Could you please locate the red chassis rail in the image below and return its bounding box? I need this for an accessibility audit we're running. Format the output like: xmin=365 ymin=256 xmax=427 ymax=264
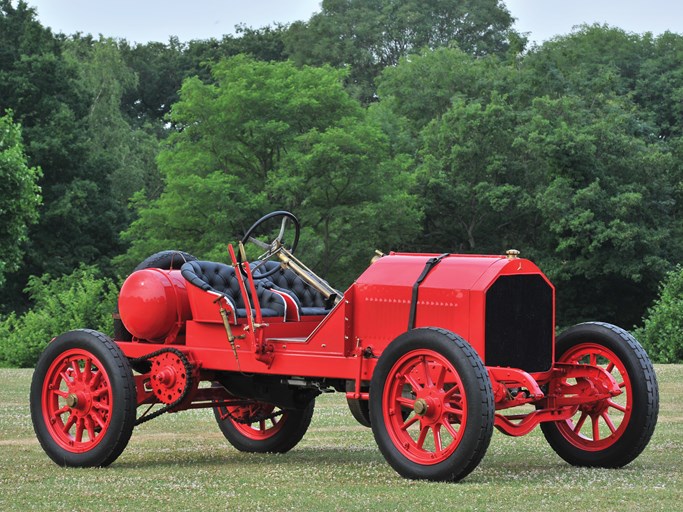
xmin=119 ymin=326 xmax=622 ymax=438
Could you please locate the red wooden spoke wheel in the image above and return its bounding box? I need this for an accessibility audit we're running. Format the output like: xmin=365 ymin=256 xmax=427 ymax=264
xmin=40 ymin=348 xmax=113 ymax=452
xmin=382 ymin=349 xmax=468 ymax=464
xmin=213 ymin=399 xmax=314 ymax=453
xmin=30 ymin=330 xmax=136 ymax=467
xmin=370 ymin=328 xmax=494 ymax=482
xmin=556 ymin=344 xmax=632 ymax=450
xmin=541 ymin=322 xmax=659 ymax=467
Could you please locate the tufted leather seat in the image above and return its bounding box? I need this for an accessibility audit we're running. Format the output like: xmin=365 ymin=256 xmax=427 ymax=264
xmin=180 ymin=261 xmax=286 ymax=319
xmin=252 ymin=261 xmax=331 ymax=316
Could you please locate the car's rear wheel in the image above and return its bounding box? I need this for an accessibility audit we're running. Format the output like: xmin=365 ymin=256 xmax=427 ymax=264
xmin=213 ymin=399 xmax=314 ymax=453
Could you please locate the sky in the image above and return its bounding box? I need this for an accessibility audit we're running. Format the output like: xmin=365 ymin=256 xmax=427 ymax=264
xmin=21 ymin=0 xmax=683 ymax=45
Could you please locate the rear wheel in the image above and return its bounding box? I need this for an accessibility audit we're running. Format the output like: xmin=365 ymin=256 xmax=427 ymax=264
xmin=541 ymin=322 xmax=659 ymax=467
xmin=30 ymin=330 xmax=136 ymax=467
xmin=370 ymin=327 xmax=494 ymax=482
xmin=213 ymin=399 xmax=314 ymax=453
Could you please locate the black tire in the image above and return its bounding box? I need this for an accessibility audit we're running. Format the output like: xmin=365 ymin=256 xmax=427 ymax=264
xmin=369 ymin=327 xmax=494 ymax=482
xmin=133 ymin=250 xmax=197 ymax=272
xmin=30 ymin=329 xmax=137 ymax=467
xmin=213 ymin=400 xmax=314 ymax=453
xmin=541 ymin=322 xmax=659 ymax=467
xmin=346 ymin=381 xmax=371 ymax=428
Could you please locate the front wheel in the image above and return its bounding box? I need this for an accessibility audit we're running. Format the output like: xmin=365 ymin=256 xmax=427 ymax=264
xmin=369 ymin=327 xmax=494 ymax=482
xmin=213 ymin=399 xmax=314 ymax=453
xmin=541 ymin=322 xmax=659 ymax=467
xmin=30 ymin=330 xmax=137 ymax=467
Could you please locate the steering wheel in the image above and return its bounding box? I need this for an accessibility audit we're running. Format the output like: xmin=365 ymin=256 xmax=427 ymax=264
xmin=238 ymin=211 xmax=301 ymax=278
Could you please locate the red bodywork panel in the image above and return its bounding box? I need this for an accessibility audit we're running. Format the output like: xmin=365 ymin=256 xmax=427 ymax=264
xmin=351 ymin=252 xmax=554 ymax=364
xmin=117 ymin=252 xmax=554 ymax=383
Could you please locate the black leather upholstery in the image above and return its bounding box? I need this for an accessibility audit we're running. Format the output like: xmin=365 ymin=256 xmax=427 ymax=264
xmin=181 ymin=261 xmax=285 ymax=318
xmin=252 ymin=261 xmax=331 ymax=316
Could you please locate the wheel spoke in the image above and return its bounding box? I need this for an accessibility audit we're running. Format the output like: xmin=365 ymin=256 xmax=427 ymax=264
xmin=85 ymin=416 xmax=96 ymax=442
xmin=416 ymin=425 xmax=429 ymax=449
xmin=589 ymin=353 xmax=597 ymax=366
xmin=91 ymin=409 xmax=107 ymax=430
xmin=443 ymin=404 xmax=463 ymax=418
xmin=605 ymin=361 xmax=615 ymax=373
xmin=89 ymin=370 xmax=102 ymax=388
xmin=443 ymin=419 xmax=460 ymax=439
xmin=92 ymin=387 xmax=109 ymax=399
xmin=432 ymin=425 xmax=442 ymax=453
xmin=444 ymin=385 xmax=462 ymax=402
xmin=607 ymin=399 xmax=627 ymax=413
xmin=601 ymin=411 xmax=617 ymax=434
xmin=396 ymin=396 xmax=415 ymax=408
xmin=421 ymin=356 xmax=433 ymax=387
xmin=92 ymin=400 xmax=111 ymax=414
xmin=83 ymin=358 xmax=93 ymax=385
xmin=75 ymin=418 xmax=85 ymax=443
xmin=71 ymin=361 xmax=82 ymax=380
xmin=52 ymin=388 xmax=69 ymax=399
xmin=435 ymin=365 xmax=447 ymax=388
xmin=53 ymin=405 xmax=70 ymax=417
xmin=573 ymin=411 xmax=589 ymax=433
xmin=403 ymin=372 xmax=423 ymax=392
xmin=63 ymin=413 xmax=77 ymax=433
xmin=400 ymin=415 xmax=420 ymax=431
xmin=591 ymin=415 xmax=600 ymax=440
xmin=259 ymin=420 xmax=266 ymax=432
xmin=59 ymin=371 xmax=73 ymax=385
xmin=248 ymin=236 xmax=270 ymax=250
xmin=276 ymin=217 xmax=288 ymax=243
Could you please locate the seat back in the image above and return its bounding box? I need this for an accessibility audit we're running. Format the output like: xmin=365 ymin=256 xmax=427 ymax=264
xmin=252 ymin=261 xmax=330 ymax=316
xmin=181 ymin=261 xmax=285 ymax=319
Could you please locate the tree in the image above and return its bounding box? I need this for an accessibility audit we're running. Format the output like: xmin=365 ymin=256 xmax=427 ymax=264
xmin=271 ymin=118 xmax=421 ymax=283
xmin=119 ymin=56 xmax=421 ymax=286
xmin=0 ymin=112 xmax=41 ymax=287
xmin=285 ymin=0 xmax=520 ymax=103
xmin=415 ymin=94 xmax=536 ymax=254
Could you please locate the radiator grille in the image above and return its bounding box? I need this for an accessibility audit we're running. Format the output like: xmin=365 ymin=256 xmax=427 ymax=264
xmin=484 ymin=274 xmax=553 ymax=372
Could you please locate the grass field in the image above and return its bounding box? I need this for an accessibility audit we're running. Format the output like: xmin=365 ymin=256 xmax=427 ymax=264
xmin=1 ymin=365 xmax=681 ymax=511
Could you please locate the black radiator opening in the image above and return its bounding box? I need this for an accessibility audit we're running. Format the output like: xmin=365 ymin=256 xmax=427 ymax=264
xmin=485 ymin=274 xmax=553 ymax=373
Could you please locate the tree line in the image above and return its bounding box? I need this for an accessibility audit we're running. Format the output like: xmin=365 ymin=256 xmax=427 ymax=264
xmin=1 ymin=0 xmax=682 ymax=366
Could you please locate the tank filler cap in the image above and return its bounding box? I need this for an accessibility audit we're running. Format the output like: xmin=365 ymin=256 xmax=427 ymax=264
xmin=506 ymin=249 xmax=520 ymax=259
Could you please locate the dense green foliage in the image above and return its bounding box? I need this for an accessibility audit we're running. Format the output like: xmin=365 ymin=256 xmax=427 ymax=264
xmin=0 ymin=266 xmax=118 ymax=367
xmin=2 ymin=0 xmax=683 ymax=365
xmin=0 ymin=112 xmax=41 ymax=286
xmin=635 ymin=267 xmax=683 ymax=363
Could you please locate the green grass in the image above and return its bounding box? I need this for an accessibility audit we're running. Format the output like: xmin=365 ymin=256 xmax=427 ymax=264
xmin=1 ymin=365 xmax=681 ymax=511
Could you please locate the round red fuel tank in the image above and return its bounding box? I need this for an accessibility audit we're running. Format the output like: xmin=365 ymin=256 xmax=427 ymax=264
xmin=118 ymin=269 xmax=191 ymax=341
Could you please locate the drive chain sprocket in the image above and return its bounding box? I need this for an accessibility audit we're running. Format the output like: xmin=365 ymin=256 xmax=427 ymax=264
xmin=131 ymin=347 xmax=194 ymax=426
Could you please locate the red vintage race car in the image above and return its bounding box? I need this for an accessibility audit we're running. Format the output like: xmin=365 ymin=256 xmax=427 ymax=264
xmin=30 ymin=211 xmax=659 ymax=481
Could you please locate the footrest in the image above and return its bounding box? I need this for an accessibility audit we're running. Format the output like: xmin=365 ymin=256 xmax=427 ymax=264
xmin=266 ymin=337 xmax=307 ymax=344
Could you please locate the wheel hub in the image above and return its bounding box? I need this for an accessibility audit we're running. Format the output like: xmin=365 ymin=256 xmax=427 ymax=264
xmin=414 ymin=398 xmax=428 ymax=416
xmin=65 ymin=393 xmax=79 ymax=408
